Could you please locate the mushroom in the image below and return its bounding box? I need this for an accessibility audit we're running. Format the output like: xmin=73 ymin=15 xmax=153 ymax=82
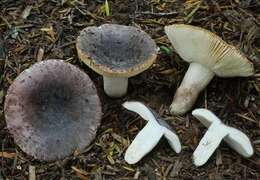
xmin=164 ymin=24 xmax=254 ymax=115
xmin=4 ymin=60 xmax=102 ymax=161
xmin=76 ymin=24 xmax=158 ymax=98
xmin=192 ymin=108 xmax=254 ymax=167
xmin=123 ymin=101 xmax=181 ymax=164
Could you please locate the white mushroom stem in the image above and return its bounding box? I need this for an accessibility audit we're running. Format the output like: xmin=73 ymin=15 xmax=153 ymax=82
xmin=193 ymin=122 xmax=228 ymax=166
xmin=125 ymin=121 xmax=164 ymax=164
xmin=170 ymin=62 xmax=215 ymax=115
xmin=103 ymin=76 xmax=128 ymax=98
xmin=123 ymin=101 xmax=181 ymax=164
xmin=192 ymin=109 xmax=254 ymax=167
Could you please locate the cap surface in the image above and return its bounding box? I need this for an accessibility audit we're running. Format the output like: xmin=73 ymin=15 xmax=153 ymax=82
xmin=76 ymin=24 xmax=157 ymax=77
xmin=4 ymin=60 xmax=102 ymax=161
xmin=165 ymin=24 xmax=254 ymax=77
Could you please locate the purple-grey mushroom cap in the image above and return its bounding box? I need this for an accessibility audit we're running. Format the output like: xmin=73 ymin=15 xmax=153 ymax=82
xmin=76 ymin=24 xmax=158 ymax=77
xmin=4 ymin=60 xmax=102 ymax=161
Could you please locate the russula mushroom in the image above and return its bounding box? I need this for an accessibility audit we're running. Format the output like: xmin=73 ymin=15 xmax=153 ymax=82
xmin=164 ymin=24 xmax=254 ymax=115
xmin=4 ymin=60 xmax=102 ymax=161
xmin=192 ymin=108 xmax=254 ymax=167
xmin=123 ymin=101 xmax=181 ymax=164
xmin=76 ymin=24 xmax=158 ymax=98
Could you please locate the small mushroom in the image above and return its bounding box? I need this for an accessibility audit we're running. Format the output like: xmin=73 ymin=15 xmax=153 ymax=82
xmin=4 ymin=60 xmax=102 ymax=161
xmin=76 ymin=24 xmax=158 ymax=98
xmin=164 ymin=24 xmax=254 ymax=115
xmin=192 ymin=108 xmax=254 ymax=167
xmin=123 ymin=101 xmax=181 ymax=164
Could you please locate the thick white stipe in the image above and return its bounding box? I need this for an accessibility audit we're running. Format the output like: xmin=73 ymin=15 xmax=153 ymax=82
xmin=103 ymin=76 xmax=128 ymax=98
xmin=125 ymin=122 xmax=164 ymax=164
xmin=193 ymin=123 xmax=229 ymax=166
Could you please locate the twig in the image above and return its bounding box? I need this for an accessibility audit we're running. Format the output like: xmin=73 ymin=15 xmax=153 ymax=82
xmin=0 ymin=16 xmax=11 ymax=29
xmin=11 ymin=150 xmax=18 ymax=177
xmin=185 ymin=2 xmax=202 ymax=23
xmin=204 ymin=88 xmax=208 ymax=109
xmin=59 ymin=41 xmax=76 ymax=48
xmin=235 ymin=113 xmax=256 ymax=123
xmin=253 ymin=73 xmax=260 ymax=77
xmin=135 ymin=11 xmax=178 ymax=17
xmin=36 ymin=48 xmax=44 ymax=62
xmin=1 ymin=141 xmax=5 ymax=178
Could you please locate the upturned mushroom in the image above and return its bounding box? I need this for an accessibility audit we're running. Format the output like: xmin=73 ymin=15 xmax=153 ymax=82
xmin=164 ymin=24 xmax=254 ymax=115
xmin=123 ymin=101 xmax=181 ymax=164
xmin=4 ymin=60 xmax=102 ymax=161
xmin=76 ymin=24 xmax=158 ymax=98
xmin=192 ymin=108 xmax=254 ymax=167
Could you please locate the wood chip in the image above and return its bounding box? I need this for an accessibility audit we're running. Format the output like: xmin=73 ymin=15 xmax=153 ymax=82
xmin=170 ymin=158 xmax=183 ymax=177
xmin=159 ymin=69 xmax=175 ymax=75
xmin=29 ymin=165 xmax=36 ymax=180
xmin=0 ymin=152 xmax=16 ymax=159
xmin=41 ymin=26 xmax=56 ymax=42
xmin=134 ymin=168 xmax=141 ymax=179
xmin=36 ymin=48 xmax=44 ymax=62
xmin=122 ymin=165 xmax=135 ymax=172
xmin=22 ymin=6 xmax=33 ymax=19
xmin=216 ymin=150 xmax=222 ymax=166
xmin=72 ymin=166 xmax=89 ymax=180
xmin=0 ymin=90 xmax=3 ymax=104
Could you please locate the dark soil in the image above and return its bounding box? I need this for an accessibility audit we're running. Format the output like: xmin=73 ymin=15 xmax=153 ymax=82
xmin=0 ymin=0 xmax=259 ymax=179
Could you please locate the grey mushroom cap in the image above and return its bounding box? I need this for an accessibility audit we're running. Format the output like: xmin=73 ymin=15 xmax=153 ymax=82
xmin=76 ymin=24 xmax=158 ymax=77
xmin=4 ymin=60 xmax=102 ymax=161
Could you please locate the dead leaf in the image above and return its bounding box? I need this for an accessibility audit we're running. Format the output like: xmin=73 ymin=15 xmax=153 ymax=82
xmin=40 ymin=26 xmax=56 ymax=42
xmin=0 ymin=152 xmax=16 ymax=159
xmin=72 ymin=166 xmax=89 ymax=180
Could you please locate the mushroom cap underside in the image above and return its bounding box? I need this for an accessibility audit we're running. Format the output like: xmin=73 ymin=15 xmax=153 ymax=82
xmin=76 ymin=24 xmax=158 ymax=77
xmin=165 ymin=24 xmax=254 ymax=77
xmin=4 ymin=60 xmax=102 ymax=161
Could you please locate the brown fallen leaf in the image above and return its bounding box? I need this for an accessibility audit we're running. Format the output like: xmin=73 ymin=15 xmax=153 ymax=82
xmin=0 ymin=152 xmax=16 ymax=159
xmin=159 ymin=69 xmax=175 ymax=75
xmin=40 ymin=26 xmax=56 ymax=42
xmin=72 ymin=166 xmax=89 ymax=180
xmin=75 ymin=172 xmax=89 ymax=180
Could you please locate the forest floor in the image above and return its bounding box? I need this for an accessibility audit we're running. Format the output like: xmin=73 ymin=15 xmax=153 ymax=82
xmin=0 ymin=0 xmax=260 ymax=179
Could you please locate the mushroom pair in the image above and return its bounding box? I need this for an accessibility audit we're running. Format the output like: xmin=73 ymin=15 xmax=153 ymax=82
xmin=4 ymin=24 xmax=158 ymax=161
xmin=76 ymin=24 xmax=255 ymax=114
xmin=165 ymin=24 xmax=254 ymax=115
xmin=123 ymin=102 xmax=253 ymax=166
